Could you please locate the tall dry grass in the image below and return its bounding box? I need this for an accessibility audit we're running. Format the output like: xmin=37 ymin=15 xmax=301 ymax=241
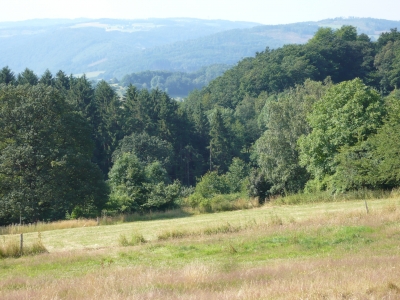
xmin=1 ymin=255 xmax=400 ymax=299
xmin=0 ymin=209 xmax=191 ymax=235
xmin=100 ymin=208 xmax=191 ymax=224
xmin=0 ymin=219 xmax=98 ymax=235
xmin=0 ymin=232 xmax=47 ymax=258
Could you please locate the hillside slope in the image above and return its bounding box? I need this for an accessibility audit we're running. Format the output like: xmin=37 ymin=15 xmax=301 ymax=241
xmin=0 ymin=18 xmax=259 ymax=77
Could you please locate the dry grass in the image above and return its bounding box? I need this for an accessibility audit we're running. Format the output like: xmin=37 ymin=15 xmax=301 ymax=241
xmin=1 ymin=197 xmax=400 ymax=299
xmin=1 ymin=255 xmax=400 ymax=299
xmin=0 ymin=219 xmax=99 ymax=235
xmin=0 ymin=209 xmax=191 ymax=235
xmin=0 ymin=232 xmax=47 ymax=258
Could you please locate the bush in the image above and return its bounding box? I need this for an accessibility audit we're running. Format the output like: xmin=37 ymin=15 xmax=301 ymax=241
xmin=187 ymin=171 xmax=257 ymax=213
xmin=143 ymin=180 xmax=182 ymax=210
xmin=118 ymin=233 xmax=146 ymax=246
xmin=70 ymin=202 xmax=99 ymax=219
xmin=192 ymin=171 xmax=229 ymax=199
xmin=186 ymin=193 xmax=256 ymax=213
xmin=157 ymin=229 xmax=191 ymax=240
xmin=108 ymin=153 xmax=183 ymax=212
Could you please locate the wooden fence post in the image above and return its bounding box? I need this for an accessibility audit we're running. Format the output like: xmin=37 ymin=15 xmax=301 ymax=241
xmin=20 ymin=233 xmax=23 ymax=256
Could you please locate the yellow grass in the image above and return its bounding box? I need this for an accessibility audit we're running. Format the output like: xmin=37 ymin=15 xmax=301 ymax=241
xmin=0 ymin=219 xmax=98 ymax=235
xmin=2 ymin=255 xmax=400 ymax=299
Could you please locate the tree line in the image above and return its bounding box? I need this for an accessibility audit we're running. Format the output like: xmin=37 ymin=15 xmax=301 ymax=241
xmin=1 ymin=25 xmax=400 ymax=224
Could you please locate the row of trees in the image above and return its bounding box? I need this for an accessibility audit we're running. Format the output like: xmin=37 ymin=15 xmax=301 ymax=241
xmin=1 ymin=25 xmax=400 ymax=224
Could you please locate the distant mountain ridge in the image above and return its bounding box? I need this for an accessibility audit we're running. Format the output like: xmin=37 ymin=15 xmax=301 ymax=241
xmin=1 ymin=17 xmax=400 ymax=80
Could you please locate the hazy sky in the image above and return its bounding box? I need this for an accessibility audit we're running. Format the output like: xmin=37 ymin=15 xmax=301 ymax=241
xmin=1 ymin=0 xmax=399 ymax=24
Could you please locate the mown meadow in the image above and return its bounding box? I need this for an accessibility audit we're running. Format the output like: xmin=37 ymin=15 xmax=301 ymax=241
xmin=1 ymin=196 xmax=400 ymax=299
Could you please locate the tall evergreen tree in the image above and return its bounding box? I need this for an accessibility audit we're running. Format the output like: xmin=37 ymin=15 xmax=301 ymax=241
xmin=39 ymin=69 xmax=55 ymax=86
xmin=0 ymin=66 xmax=15 ymax=85
xmin=209 ymin=108 xmax=231 ymax=172
xmin=93 ymin=80 xmax=122 ymax=174
xmin=17 ymin=68 xmax=39 ymax=85
xmin=54 ymin=70 xmax=70 ymax=92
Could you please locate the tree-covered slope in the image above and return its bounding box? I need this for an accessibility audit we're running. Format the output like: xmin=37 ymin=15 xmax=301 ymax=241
xmin=2 ymin=23 xmax=400 ymax=224
xmin=183 ymin=25 xmax=400 ymax=199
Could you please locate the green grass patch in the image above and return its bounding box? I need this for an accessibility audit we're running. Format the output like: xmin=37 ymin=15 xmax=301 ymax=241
xmin=127 ymin=225 xmax=376 ymax=265
xmin=1 ymin=224 xmax=377 ymax=279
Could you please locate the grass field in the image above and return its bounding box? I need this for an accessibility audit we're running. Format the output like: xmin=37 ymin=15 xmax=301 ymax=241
xmin=1 ymin=197 xmax=400 ymax=299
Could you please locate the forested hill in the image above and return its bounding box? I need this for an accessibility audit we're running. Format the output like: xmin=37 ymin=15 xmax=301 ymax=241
xmin=1 ymin=17 xmax=400 ymax=80
xmin=2 ymin=24 xmax=400 ymax=225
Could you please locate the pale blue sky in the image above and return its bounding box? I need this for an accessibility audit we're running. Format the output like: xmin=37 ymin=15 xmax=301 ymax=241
xmin=1 ymin=0 xmax=399 ymax=24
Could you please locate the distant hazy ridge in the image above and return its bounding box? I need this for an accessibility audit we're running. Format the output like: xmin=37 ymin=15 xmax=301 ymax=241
xmin=1 ymin=17 xmax=400 ymax=80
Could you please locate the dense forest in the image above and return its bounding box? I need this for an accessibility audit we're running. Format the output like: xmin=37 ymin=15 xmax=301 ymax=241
xmin=1 ymin=25 xmax=400 ymax=225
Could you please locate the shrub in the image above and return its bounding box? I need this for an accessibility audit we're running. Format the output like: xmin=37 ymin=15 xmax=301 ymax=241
xmin=118 ymin=233 xmax=146 ymax=246
xmin=108 ymin=153 xmax=183 ymax=212
xmin=187 ymin=171 xmax=228 ymax=210
xmin=157 ymin=229 xmax=191 ymax=240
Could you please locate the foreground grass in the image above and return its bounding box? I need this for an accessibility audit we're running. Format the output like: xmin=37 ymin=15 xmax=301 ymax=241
xmin=1 ymin=198 xmax=400 ymax=299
